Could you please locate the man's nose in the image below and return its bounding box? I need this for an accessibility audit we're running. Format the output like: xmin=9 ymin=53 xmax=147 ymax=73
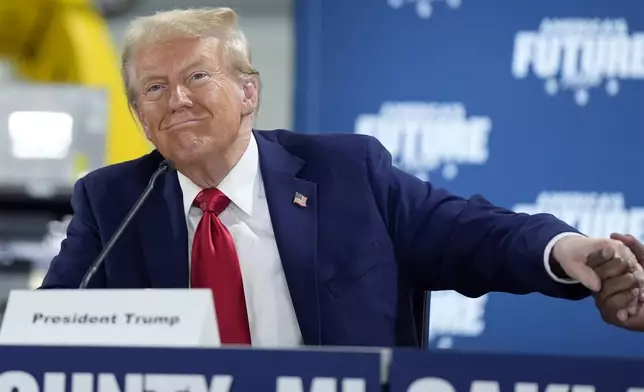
xmin=168 ymin=85 xmax=193 ymax=111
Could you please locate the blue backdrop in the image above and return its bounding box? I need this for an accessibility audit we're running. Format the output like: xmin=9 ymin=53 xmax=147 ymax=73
xmin=294 ymin=0 xmax=644 ymax=357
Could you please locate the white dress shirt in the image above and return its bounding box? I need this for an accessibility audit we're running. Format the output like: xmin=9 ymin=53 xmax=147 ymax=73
xmin=177 ymin=134 xmax=303 ymax=347
xmin=177 ymin=134 xmax=579 ymax=347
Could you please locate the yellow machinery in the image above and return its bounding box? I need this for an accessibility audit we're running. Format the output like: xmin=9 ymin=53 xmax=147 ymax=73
xmin=0 ymin=0 xmax=151 ymax=165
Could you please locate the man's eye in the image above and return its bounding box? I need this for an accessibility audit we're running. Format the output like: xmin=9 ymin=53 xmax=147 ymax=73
xmin=191 ymin=72 xmax=209 ymax=81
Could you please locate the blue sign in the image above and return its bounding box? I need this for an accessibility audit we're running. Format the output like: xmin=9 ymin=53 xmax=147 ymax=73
xmin=389 ymin=349 xmax=644 ymax=392
xmin=0 ymin=345 xmax=383 ymax=391
xmin=294 ymin=0 xmax=644 ymax=357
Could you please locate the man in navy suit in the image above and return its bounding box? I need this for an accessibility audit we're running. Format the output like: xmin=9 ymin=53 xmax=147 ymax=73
xmin=42 ymin=7 xmax=644 ymax=346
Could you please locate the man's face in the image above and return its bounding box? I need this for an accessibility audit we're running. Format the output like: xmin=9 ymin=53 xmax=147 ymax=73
xmin=133 ymin=36 xmax=251 ymax=165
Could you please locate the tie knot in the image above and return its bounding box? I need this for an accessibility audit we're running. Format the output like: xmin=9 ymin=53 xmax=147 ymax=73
xmin=194 ymin=189 xmax=230 ymax=215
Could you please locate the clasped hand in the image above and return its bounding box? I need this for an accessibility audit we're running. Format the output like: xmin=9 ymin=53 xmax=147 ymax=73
xmin=552 ymin=233 xmax=644 ymax=331
xmin=591 ymin=233 xmax=644 ymax=331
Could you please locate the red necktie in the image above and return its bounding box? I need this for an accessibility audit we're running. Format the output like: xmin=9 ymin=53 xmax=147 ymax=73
xmin=191 ymin=189 xmax=252 ymax=345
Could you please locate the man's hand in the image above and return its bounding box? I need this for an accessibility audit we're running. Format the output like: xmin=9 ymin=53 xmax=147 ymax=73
xmin=551 ymin=235 xmax=640 ymax=292
xmin=589 ymin=233 xmax=644 ymax=332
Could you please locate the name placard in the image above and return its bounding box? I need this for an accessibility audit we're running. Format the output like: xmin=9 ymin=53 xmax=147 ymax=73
xmin=0 ymin=289 xmax=220 ymax=347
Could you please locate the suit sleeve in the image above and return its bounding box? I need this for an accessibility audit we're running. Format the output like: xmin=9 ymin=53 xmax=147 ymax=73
xmin=364 ymin=137 xmax=589 ymax=300
xmin=40 ymin=178 xmax=106 ymax=289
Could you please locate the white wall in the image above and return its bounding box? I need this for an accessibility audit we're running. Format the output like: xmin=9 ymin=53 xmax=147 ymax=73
xmin=107 ymin=0 xmax=294 ymax=130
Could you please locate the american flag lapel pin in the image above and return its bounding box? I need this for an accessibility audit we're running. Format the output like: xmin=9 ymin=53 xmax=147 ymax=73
xmin=293 ymin=192 xmax=308 ymax=208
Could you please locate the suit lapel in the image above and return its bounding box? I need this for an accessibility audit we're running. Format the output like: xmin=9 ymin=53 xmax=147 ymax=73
xmin=138 ymin=168 xmax=190 ymax=288
xmin=255 ymin=131 xmax=321 ymax=345
xmin=136 ymin=137 xmax=320 ymax=342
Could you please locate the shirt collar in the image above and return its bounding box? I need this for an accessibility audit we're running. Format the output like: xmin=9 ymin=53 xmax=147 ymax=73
xmin=177 ymin=133 xmax=259 ymax=217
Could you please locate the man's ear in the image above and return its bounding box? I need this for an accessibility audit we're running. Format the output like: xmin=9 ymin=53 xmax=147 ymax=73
xmin=240 ymin=78 xmax=259 ymax=116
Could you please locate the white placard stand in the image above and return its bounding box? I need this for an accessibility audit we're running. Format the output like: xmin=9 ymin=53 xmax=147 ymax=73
xmin=0 ymin=289 xmax=220 ymax=347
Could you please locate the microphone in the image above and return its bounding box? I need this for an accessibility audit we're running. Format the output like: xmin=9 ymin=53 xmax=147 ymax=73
xmin=79 ymin=159 xmax=175 ymax=289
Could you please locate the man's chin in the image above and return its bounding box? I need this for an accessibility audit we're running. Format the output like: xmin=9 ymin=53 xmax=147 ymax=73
xmin=167 ymin=143 xmax=213 ymax=166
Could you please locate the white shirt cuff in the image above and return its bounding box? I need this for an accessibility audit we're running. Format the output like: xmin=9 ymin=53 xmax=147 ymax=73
xmin=544 ymin=232 xmax=585 ymax=284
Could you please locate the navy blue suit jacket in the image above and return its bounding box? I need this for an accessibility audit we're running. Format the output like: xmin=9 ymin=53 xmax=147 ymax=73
xmin=41 ymin=129 xmax=589 ymax=347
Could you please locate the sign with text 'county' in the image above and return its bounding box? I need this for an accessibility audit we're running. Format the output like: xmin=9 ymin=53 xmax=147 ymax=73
xmin=294 ymin=0 xmax=644 ymax=357
xmin=0 ymin=346 xmax=639 ymax=392
xmin=0 ymin=345 xmax=384 ymax=392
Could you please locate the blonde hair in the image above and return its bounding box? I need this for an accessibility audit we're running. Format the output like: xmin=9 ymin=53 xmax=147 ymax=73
xmin=121 ymin=7 xmax=260 ymax=110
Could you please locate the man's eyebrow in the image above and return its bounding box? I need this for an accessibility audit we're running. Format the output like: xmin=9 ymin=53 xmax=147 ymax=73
xmin=138 ymin=59 xmax=209 ymax=84
xmin=182 ymin=58 xmax=208 ymax=71
xmin=138 ymin=72 xmax=164 ymax=84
